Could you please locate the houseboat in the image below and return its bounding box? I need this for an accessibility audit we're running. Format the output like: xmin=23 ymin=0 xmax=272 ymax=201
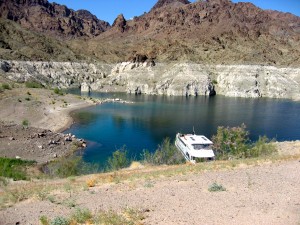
xmin=175 ymin=133 xmax=215 ymax=163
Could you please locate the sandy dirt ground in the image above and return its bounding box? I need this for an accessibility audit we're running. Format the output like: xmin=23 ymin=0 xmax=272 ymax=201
xmin=0 ymin=87 xmax=93 ymax=164
xmin=0 ymin=87 xmax=93 ymax=132
xmin=0 ymin=158 xmax=299 ymax=225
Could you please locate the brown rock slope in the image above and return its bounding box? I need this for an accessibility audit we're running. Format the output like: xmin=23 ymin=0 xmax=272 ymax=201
xmin=0 ymin=0 xmax=300 ymax=66
xmin=0 ymin=18 xmax=84 ymax=61
xmin=0 ymin=0 xmax=110 ymax=39
xmin=80 ymin=0 xmax=300 ymax=65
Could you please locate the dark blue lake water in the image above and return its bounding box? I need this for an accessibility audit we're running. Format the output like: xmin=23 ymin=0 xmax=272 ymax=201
xmin=65 ymin=92 xmax=300 ymax=165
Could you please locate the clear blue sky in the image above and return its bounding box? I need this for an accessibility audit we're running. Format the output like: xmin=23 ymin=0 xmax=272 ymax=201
xmin=49 ymin=0 xmax=300 ymax=25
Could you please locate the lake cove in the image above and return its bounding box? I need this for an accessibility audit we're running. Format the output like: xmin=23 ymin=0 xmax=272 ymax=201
xmin=65 ymin=92 xmax=300 ymax=165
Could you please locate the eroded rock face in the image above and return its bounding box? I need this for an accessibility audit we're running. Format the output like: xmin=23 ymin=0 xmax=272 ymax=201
xmin=1 ymin=60 xmax=300 ymax=100
xmin=112 ymin=14 xmax=127 ymax=33
xmin=214 ymin=65 xmax=300 ymax=99
xmin=0 ymin=60 xmax=112 ymax=89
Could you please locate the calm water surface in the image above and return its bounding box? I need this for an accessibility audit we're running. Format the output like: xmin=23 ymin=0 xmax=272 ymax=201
xmin=66 ymin=92 xmax=300 ymax=165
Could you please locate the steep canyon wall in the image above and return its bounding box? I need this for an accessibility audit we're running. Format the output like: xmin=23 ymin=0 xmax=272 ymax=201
xmin=1 ymin=60 xmax=300 ymax=100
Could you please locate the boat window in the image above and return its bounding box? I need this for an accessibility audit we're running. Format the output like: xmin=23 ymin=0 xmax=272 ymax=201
xmin=192 ymin=144 xmax=212 ymax=150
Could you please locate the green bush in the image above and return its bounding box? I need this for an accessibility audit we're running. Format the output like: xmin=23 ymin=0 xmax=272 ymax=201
xmin=40 ymin=215 xmax=49 ymax=225
xmin=25 ymin=81 xmax=43 ymax=88
xmin=46 ymin=156 xmax=98 ymax=178
xmin=50 ymin=216 xmax=69 ymax=225
xmin=54 ymin=87 xmax=64 ymax=95
xmin=48 ymin=156 xmax=81 ymax=178
xmin=212 ymin=124 xmax=277 ymax=160
xmin=22 ymin=119 xmax=29 ymax=127
xmin=142 ymin=138 xmax=185 ymax=165
xmin=71 ymin=208 xmax=92 ymax=223
xmin=107 ymin=146 xmax=130 ymax=171
xmin=0 ymin=157 xmax=36 ymax=180
xmin=1 ymin=83 xmax=11 ymax=90
xmin=208 ymin=182 xmax=226 ymax=192
xmin=212 ymin=124 xmax=249 ymax=160
xmin=93 ymin=210 xmax=128 ymax=225
xmin=249 ymin=136 xmax=277 ymax=157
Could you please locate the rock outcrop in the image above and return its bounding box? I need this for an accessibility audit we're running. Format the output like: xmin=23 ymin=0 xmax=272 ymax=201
xmin=1 ymin=60 xmax=300 ymax=100
xmin=214 ymin=65 xmax=300 ymax=99
xmin=111 ymin=14 xmax=127 ymax=33
xmin=0 ymin=60 xmax=111 ymax=89
xmin=151 ymin=0 xmax=191 ymax=11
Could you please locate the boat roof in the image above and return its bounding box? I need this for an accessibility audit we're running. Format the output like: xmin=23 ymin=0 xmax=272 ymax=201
xmin=179 ymin=134 xmax=213 ymax=145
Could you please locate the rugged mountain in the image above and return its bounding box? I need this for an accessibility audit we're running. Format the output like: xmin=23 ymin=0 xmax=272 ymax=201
xmin=0 ymin=18 xmax=85 ymax=61
xmin=0 ymin=0 xmax=299 ymax=66
xmin=0 ymin=0 xmax=110 ymax=39
xmin=85 ymin=0 xmax=300 ymax=65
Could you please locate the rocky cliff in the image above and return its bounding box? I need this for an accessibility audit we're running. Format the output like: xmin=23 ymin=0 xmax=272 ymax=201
xmin=1 ymin=60 xmax=300 ymax=100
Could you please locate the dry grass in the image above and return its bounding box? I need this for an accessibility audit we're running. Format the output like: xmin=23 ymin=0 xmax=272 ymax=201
xmin=1 ymin=149 xmax=299 ymax=209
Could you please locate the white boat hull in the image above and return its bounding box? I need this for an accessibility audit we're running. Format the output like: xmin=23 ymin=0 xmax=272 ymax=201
xmin=175 ymin=133 xmax=215 ymax=163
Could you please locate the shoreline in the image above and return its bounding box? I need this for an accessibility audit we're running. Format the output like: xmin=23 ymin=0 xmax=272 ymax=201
xmin=37 ymin=100 xmax=94 ymax=133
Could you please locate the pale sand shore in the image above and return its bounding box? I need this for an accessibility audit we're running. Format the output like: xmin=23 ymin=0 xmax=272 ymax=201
xmin=0 ymin=87 xmax=95 ymax=163
xmin=0 ymin=87 xmax=93 ymax=132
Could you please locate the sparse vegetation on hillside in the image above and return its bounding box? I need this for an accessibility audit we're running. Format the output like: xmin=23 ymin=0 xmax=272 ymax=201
xmin=39 ymin=208 xmax=145 ymax=225
xmin=54 ymin=87 xmax=64 ymax=96
xmin=1 ymin=83 xmax=11 ymax=90
xmin=25 ymin=81 xmax=44 ymax=88
xmin=46 ymin=156 xmax=99 ymax=178
xmin=0 ymin=157 xmax=36 ymax=181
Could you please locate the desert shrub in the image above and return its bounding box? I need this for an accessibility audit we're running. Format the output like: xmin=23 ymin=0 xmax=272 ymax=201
xmin=25 ymin=97 xmax=31 ymax=101
xmin=249 ymin=136 xmax=277 ymax=157
xmin=212 ymin=124 xmax=277 ymax=160
xmin=1 ymin=83 xmax=11 ymax=90
xmin=107 ymin=146 xmax=130 ymax=171
xmin=25 ymin=81 xmax=43 ymax=88
xmin=86 ymin=177 xmax=96 ymax=187
xmin=47 ymin=156 xmax=81 ymax=178
xmin=212 ymin=124 xmax=249 ymax=160
xmin=40 ymin=215 xmax=49 ymax=225
xmin=71 ymin=208 xmax=92 ymax=224
xmin=142 ymin=138 xmax=185 ymax=165
xmin=50 ymin=216 xmax=69 ymax=225
xmin=93 ymin=210 xmax=129 ymax=225
xmin=0 ymin=157 xmax=36 ymax=180
xmin=208 ymin=182 xmax=226 ymax=192
xmin=22 ymin=119 xmax=29 ymax=127
xmin=54 ymin=87 xmax=64 ymax=95
xmin=46 ymin=156 xmax=98 ymax=178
